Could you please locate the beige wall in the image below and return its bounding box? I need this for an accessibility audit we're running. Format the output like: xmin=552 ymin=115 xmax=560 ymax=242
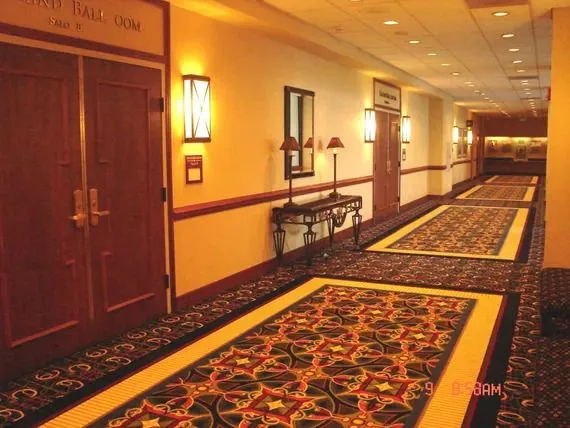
xmin=400 ymin=90 xmax=430 ymax=205
xmin=545 ymin=8 xmax=570 ymax=268
xmin=452 ymin=105 xmax=472 ymax=185
xmin=171 ymin=5 xmax=376 ymax=295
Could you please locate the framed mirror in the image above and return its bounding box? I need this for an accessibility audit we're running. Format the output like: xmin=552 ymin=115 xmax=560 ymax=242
xmin=284 ymin=86 xmax=315 ymax=179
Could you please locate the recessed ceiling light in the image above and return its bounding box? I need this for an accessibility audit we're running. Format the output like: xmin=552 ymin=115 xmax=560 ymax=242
xmin=441 ymin=63 xmax=451 ymax=66
xmin=513 ymin=60 xmax=523 ymax=64
xmin=384 ymin=20 xmax=399 ymax=25
xmin=427 ymin=52 xmax=438 ymax=56
xmin=508 ymin=48 xmax=520 ymax=52
xmin=521 ymin=82 xmax=529 ymax=85
xmin=493 ymin=11 xmax=510 ymax=17
xmin=517 ymin=69 xmax=526 ymax=73
xmin=474 ymin=90 xmax=481 ymax=93
xmin=464 ymin=81 xmax=473 ymax=84
xmin=409 ymin=40 xmax=421 ymax=44
xmin=502 ymin=33 xmax=515 ymax=38
xmin=451 ymin=72 xmax=460 ymax=76
xmin=521 ymin=80 xmax=529 ymax=83
xmin=333 ymin=26 xmax=345 ymax=33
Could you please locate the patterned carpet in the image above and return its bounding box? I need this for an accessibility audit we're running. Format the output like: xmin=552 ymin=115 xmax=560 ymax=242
xmin=364 ymin=205 xmax=530 ymax=261
xmin=485 ymin=175 xmax=539 ymax=185
xmin=45 ymin=278 xmax=516 ymax=427
xmin=0 ymin=175 xmax=565 ymax=427
xmin=457 ymin=185 xmax=535 ymax=201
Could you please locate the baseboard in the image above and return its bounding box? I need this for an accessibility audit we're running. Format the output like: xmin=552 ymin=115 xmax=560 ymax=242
xmin=176 ymin=218 xmax=374 ymax=310
xmin=400 ymin=195 xmax=436 ymax=213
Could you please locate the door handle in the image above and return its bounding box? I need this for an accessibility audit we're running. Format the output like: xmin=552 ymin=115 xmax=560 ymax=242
xmin=68 ymin=189 xmax=86 ymax=229
xmin=89 ymin=188 xmax=110 ymax=226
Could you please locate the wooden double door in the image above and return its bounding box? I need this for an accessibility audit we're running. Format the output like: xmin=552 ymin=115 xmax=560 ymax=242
xmin=0 ymin=43 xmax=166 ymax=382
xmin=373 ymin=110 xmax=400 ymax=219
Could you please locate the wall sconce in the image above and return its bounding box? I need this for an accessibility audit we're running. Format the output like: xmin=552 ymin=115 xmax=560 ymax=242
xmin=183 ymin=74 xmax=211 ymax=142
xmin=401 ymin=115 xmax=411 ymax=144
xmin=466 ymin=120 xmax=473 ymax=145
xmin=452 ymin=126 xmax=459 ymax=144
xmin=364 ymin=108 xmax=376 ymax=143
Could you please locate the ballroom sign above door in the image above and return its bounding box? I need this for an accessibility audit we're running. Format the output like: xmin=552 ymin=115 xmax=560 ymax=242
xmin=373 ymin=79 xmax=401 ymax=112
xmin=2 ymin=0 xmax=164 ymax=56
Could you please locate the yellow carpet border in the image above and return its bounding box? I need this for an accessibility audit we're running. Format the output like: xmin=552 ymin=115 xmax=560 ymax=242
xmin=43 ymin=277 xmax=504 ymax=428
xmin=456 ymin=185 xmax=535 ymax=202
xmin=365 ymin=205 xmax=530 ymax=260
xmin=485 ymin=175 xmax=539 ymax=185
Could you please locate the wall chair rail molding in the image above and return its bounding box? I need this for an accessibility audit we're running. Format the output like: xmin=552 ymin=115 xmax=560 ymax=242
xmin=172 ymin=176 xmax=373 ymax=221
xmin=401 ymin=165 xmax=447 ymax=175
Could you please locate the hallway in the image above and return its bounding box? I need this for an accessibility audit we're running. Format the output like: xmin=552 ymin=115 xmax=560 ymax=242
xmin=0 ymin=176 xmax=564 ymax=427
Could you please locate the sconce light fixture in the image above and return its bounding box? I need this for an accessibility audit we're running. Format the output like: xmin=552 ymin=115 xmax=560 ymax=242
xmin=401 ymin=115 xmax=411 ymax=144
xmin=452 ymin=126 xmax=459 ymax=144
xmin=183 ymin=74 xmax=211 ymax=142
xmin=364 ymin=108 xmax=376 ymax=143
xmin=280 ymin=136 xmax=300 ymax=207
xmin=466 ymin=120 xmax=473 ymax=145
xmin=327 ymin=137 xmax=345 ymax=199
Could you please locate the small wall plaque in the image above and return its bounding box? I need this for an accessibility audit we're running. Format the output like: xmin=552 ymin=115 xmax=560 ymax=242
xmin=185 ymin=155 xmax=203 ymax=184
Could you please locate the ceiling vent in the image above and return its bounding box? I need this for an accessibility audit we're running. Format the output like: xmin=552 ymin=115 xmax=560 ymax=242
xmin=509 ymin=75 xmax=539 ymax=81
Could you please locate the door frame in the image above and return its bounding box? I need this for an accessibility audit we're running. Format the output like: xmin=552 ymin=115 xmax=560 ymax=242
xmin=372 ymin=107 xmax=402 ymax=222
xmin=0 ymin=2 xmax=176 ymax=312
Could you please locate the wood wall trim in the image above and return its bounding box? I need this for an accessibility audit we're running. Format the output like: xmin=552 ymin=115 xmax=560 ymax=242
xmin=176 ymin=218 xmax=374 ymax=309
xmin=452 ymin=159 xmax=472 ymax=167
xmin=401 ymin=165 xmax=446 ymax=175
xmin=173 ymin=175 xmax=374 ymax=221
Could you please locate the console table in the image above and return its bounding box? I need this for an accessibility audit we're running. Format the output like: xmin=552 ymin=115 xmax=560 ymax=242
xmin=271 ymin=195 xmax=362 ymax=264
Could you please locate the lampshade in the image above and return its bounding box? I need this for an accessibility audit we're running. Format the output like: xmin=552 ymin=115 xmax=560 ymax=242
xmin=327 ymin=137 xmax=344 ymax=149
xmin=304 ymin=137 xmax=314 ymax=148
xmin=280 ymin=136 xmax=300 ymax=151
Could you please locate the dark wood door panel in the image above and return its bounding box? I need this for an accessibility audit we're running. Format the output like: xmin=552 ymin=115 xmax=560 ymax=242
xmin=0 ymin=43 xmax=88 ymax=382
xmin=83 ymin=58 xmax=166 ymax=340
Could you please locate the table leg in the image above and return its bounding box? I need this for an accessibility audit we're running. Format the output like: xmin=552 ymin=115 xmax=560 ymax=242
xmin=303 ymin=224 xmax=317 ymax=265
xmin=326 ymin=216 xmax=336 ymax=248
xmin=352 ymin=210 xmax=362 ymax=246
xmin=273 ymin=224 xmax=286 ymax=260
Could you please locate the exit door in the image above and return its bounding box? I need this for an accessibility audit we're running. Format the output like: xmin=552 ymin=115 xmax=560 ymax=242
xmin=0 ymin=43 xmax=166 ymax=382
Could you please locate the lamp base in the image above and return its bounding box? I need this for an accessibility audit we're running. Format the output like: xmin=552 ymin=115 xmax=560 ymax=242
xmin=284 ymin=201 xmax=299 ymax=208
xmin=329 ymin=191 xmax=341 ymax=199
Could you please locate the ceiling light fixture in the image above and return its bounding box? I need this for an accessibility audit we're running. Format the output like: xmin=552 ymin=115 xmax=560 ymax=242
xmin=517 ymin=69 xmax=526 ymax=73
xmin=409 ymin=40 xmax=421 ymax=44
xmin=384 ymin=20 xmax=399 ymax=25
xmin=493 ymin=11 xmax=510 ymax=17
xmin=464 ymin=81 xmax=473 ymax=84
xmin=427 ymin=52 xmax=438 ymax=56
xmin=451 ymin=72 xmax=460 ymax=76
xmin=502 ymin=33 xmax=515 ymax=38
xmin=513 ymin=60 xmax=523 ymax=64
xmin=508 ymin=48 xmax=520 ymax=52
xmin=441 ymin=63 xmax=451 ymax=66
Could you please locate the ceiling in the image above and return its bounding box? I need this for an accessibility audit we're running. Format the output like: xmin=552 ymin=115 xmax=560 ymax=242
xmin=260 ymin=0 xmax=570 ymax=117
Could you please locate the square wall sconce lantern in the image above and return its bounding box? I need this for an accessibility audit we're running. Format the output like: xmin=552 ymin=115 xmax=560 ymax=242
xmin=183 ymin=74 xmax=211 ymax=142
xmin=452 ymin=126 xmax=460 ymax=144
xmin=364 ymin=108 xmax=376 ymax=143
xmin=466 ymin=120 xmax=473 ymax=145
xmin=401 ymin=115 xmax=411 ymax=144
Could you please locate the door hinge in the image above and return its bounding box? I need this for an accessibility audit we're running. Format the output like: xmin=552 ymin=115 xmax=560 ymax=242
xmin=159 ymin=97 xmax=165 ymax=113
xmin=398 ymin=161 xmax=401 ymax=167
xmin=373 ymin=204 xmax=377 ymax=211
xmin=164 ymin=274 xmax=170 ymax=289
xmin=161 ymin=187 xmax=167 ymax=202
xmin=397 ymin=196 xmax=401 ymax=202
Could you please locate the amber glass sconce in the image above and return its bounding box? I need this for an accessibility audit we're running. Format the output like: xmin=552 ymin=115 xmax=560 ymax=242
xmin=453 ymin=126 xmax=460 ymax=144
xmin=466 ymin=120 xmax=473 ymax=145
xmin=183 ymin=74 xmax=211 ymax=142
xmin=401 ymin=115 xmax=411 ymax=144
xmin=364 ymin=108 xmax=376 ymax=143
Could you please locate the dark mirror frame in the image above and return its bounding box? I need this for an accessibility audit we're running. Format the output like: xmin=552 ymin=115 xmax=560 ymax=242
xmin=284 ymin=86 xmax=315 ymax=179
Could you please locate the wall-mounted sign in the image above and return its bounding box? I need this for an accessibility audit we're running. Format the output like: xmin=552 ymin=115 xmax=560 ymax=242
xmin=1 ymin=0 xmax=164 ymax=56
xmin=185 ymin=155 xmax=203 ymax=184
xmin=373 ymin=79 xmax=401 ymax=112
